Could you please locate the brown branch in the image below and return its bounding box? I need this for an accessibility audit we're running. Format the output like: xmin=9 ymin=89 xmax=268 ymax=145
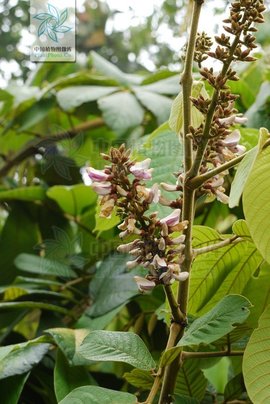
xmin=0 ymin=118 xmax=104 ymax=178
xmin=182 ymin=350 xmax=244 ymax=359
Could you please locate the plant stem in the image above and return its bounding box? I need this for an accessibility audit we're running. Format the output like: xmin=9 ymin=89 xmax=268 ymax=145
xmin=144 ymin=322 xmax=181 ymax=404
xmin=193 ymin=235 xmax=242 ymax=256
xmin=189 ymin=151 xmax=247 ymax=189
xmin=187 ymin=34 xmax=241 ymax=179
xmin=0 ymin=118 xmax=104 ymax=178
xmin=182 ymin=350 xmax=244 ymax=359
xmin=164 ymin=285 xmax=185 ymax=323
xmin=158 ymin=2 xmax=203 ymax=402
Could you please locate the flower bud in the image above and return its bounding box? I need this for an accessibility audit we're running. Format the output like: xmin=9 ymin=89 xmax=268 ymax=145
xmin=134 ymin=276 xmax=156 ymax=292
xmin=129 ymin=158 xmax=153 ymax=180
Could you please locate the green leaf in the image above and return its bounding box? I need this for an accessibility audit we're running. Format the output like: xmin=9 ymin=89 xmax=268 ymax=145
xmin=141 ymin=74 xmax=179 ymax=94
xmin=77 ymin=330 xmax=156 ymax=370
xmin=175 ymin=359 xmax=207 ymax=401
xmin=178 ymin=295 xmax=252 ymax=347
xmin=134 ymin=89 xmax=172 ymax=125
xmin=160 ymin=347 xmax=183 ymax=368
xmin=135 ymin=122 xmax=183 ymax=217
xmin=56 ymin=86 xmax=117 ymax=111
xmin=224 ymin=373 xmax=245 ymax=402
xmin=246 ymin=82 xmax=270 ymax=128
xmin=59 ymin=386 xmax=137 ymax=404
xmin=242 ymin=262 xmax=270 ymax=329
xmin=0 ymin=89 xmax=14 ymax=116
xmin=169 ymin=81 xmax=208 ymax=133
xmin=229 ymin=146 xmax=258 ymax=208
xmin=87 ymin=253 xmax=142 ymax=317
xmin=98 ymin=92 xmax=144 ymax=135
xmin=123 ymin=369 xmax=154 ymax=390
xmin=54 ymin=349 xmax=93 ymax=402
xmin=243 ymin=129 xmax=270 ymax=264
xmin=0 ymin=186 xmax=46 ymax=202
xmin=189 ymin=226 xmax=261 ymax=315
xmin=94 ymin=205 xmax=120 ymax=234
xmin=0 ymin=203 xmax=39 ymax=284
xmin=203 ymin=357 xmax=230 ymax=394
xmin=46 ymin=328 xmax=90 ymax=365
xmin=91 ymin=51 xmax=142 ymax=85
xmin=47 ymin=184 xmax=97 ymax=216
xmin=0 ymin=338 xmax=50 ymax=379
xmin=243 ymin=304 xmax=270 ymax=403
xmin=0 ymin=373 xmax=29 ymax=404
xmin=0 ymin=301 xmax=71 ymax=316
xmin=14 ymin=253 xmax=77 ymax=278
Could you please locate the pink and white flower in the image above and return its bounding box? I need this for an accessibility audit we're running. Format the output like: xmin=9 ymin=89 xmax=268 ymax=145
xmin=160 ymin=209 xmax=181 ymax=227
xmin=129 ymin=158 xmax=153 ymax=180
xmin=91 ymin=181 xmax=112 ymax=195
xmin=87 ymin=167 xmax=109 ymax=182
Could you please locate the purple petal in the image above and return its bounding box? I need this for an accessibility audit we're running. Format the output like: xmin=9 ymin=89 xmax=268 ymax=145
xmin=91 ymin=181 xmax=111 ymax=195
xmin=160 ymin=209 xmax=181 ymax=227
xmin=87 ymin=167 xmax=109 ymax=182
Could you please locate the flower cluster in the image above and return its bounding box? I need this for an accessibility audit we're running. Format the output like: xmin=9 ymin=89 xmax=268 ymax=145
xmin=87 ymin=145 xmax=189 ymax=292
xmin=187 ymin=0 xmax=265 ymax=203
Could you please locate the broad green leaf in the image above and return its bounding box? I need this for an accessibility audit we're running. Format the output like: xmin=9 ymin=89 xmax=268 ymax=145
xmin=242 ymin=262 xmax=270 ymax=329
xmin=243 ymin=129 xmax=270 ymax=264
xmin=246 ymin=82 xmax=270 ymax=128
xmin=123 ymin=369 xmax=154 ymax=390
xmin=0 ymin=373 xmax=29 ymax=404
xmin=59 ymin=386 xmax=137 ymax=404
xmin=14 ymin=253 xmax=77 ymax=278
xmin=47 ymin=184 xmax=97 ymax=216
xmin=229 ymin=146 xmax=258 ymax=208
xmin=76 ymin=305 xmax=125 ymax=330
xmin=16 ymin=98 xmax=55 ymax=132
xmin=91 ymin=51 xmax=142 ymax=85
xmin=135 ymin=122 xmax=183 ymax=217
xmin=169 ymin=81 xmax=208 ymax=134
xmin=134 ymin=89 xmax=172 ymax=125
xmin=141 ymin=74 xmax=179 ymax=94
xmin=77 ymin=330 xmax=156 ymax=370
xmin=94 ymin=205 xmax=120 ymax=234
xmin=46 ymin=328 xmax=89 ymax=364
xmin=175 ymin=359 xmax=207 ymax=401
xmin=0 ymin=203 xmax=39 ymax=284
xmin=0 ymin=338 xmax=50 ymax=379
xmin=243 ymin=304 xmax=270 ymax=403
xmin=0 ymin=301 xmax=70 ymax=316
xmin=0 ymin=186 xmax=46 ymax=202
xmin=56 ymin=86 xmax=117 ymax=111
xmin=238 ymin=127 xmax=260 ymax=150
xmin=178 ymin=295 xmax=252 ymax=347
xmin=201 ymin=241 xmax=262 ymax=314
xmin=174 ymin=396 xmax=198 ymax=404
xmin=87 ymin=253 xmax=143 ymax=317
xmin=54 ymin=350 xmax=93 ymax=402
xmin=0 ymin=89 xmax=14 ymax=116
xmin=189 ymin=226 xmax=259 ymax=315
xmin=203 ymin=357 xmax=230 ymax=394
xmin=98 ymin=92 xmax=144 ymax=135
xmin=229 ymin=79 xmax=255 ymax=109
xmin=160 ymin=347 xmax=183 ymax=368
xmin=224 ymin=373 xmax=245 ymax=402
xmin=232 ymin=219 xmax=251 ymax=238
